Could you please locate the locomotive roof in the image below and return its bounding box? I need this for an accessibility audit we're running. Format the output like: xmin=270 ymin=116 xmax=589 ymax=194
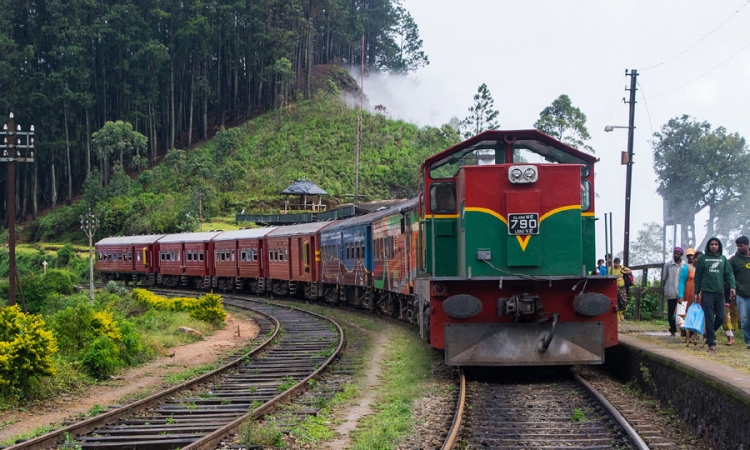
xmin=323 ymin=198 xmax=418 ymax=231
xmin=212 ymin=227 xmax=277 ymax=241
xmin=266 ymin=221 xmax=333 ymax=237
xmin=157 ymin=231 xmax=224 ymax=244
xmin=95 ymin=234 xmax=166 ymax=246
xmin=422 ymin=129 xmax=598 ymax=173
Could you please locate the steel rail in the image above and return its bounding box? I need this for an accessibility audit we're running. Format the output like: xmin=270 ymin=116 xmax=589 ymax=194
xmin=441 ymin=368 xmax=465 ymax=450
xmin=573 ymin=372 xmax=650 ymax=450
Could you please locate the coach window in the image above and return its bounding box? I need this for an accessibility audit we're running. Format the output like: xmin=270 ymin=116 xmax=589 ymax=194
xmin=177 ymin=251 xmax=181 ymax=261
xmin=171 ymin=251 xmax=175 ymax=261
xmin=128 ymin=252 xmax=132 ymax=261
xmin=284 ymin=248 xmax=288 ymax=261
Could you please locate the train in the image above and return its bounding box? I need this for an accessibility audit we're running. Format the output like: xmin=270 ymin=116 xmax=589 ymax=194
xmin=96 ymin=129 xmax=618 ymax=366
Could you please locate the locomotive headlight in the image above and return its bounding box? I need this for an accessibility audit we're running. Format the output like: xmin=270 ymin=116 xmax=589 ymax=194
xmin=508 ymin=165 xmax=538 ymax=184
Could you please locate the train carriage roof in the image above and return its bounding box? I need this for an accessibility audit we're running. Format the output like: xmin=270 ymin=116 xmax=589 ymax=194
xmin=266 ymin=221 xmax=333 ymax=237
xmin=157 ymin=231 xmax=224 ymax=244
xmin=95 ymin=234 xmax=166 ymax=246
xmin=212 ymin=227 xmax=277 ymax=241
xmin=323 ymin=198 xmax=418 ymax=233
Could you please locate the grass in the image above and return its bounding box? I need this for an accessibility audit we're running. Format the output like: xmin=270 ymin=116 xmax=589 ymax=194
xmin=164 ymin=364 xmax=218 ymax=385
xmin=0 ymin=424 xmax=57 ymax=446
xmin=349 ymin=327 xmax=438 ymax=450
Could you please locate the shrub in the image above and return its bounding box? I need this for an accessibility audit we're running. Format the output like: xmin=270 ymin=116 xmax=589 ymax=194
xmin=189 ymin=293 xmax=228 ymax=326
xmin=56 ymin=244 xmax=75 ymax=267
xmin=0 ymin=305 xmax=58 ymax=400
xmin=132 ymin=289 xmax=226 ymax=326
xmin=49 ymin=300 xmax=144 ymax=379
xmin=82 ymin=335 xmax=121 ymax=379
xmin=20 ymin=269 xmax=77 ymax=313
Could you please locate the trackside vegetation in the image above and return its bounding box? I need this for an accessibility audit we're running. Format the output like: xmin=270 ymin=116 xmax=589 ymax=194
xmin=0 ymin=287 xmax=227 ymax=406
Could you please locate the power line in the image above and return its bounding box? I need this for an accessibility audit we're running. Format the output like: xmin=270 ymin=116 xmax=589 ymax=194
xmin=636 ymin=80 xmax=655 ymax=139
xmin=640 ymin=0 xmax=750 ymax=71
xmin=647 ymin=39 xmax=750 ymax=99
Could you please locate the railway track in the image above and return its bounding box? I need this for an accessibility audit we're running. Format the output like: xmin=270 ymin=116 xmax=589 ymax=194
xmin=444 ymin=368 xmax=649 ymax=450
xmin=5 ymin=296 xmax=343 ymax=450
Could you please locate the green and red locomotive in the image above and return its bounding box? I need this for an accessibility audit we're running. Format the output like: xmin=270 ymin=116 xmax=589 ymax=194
xmin=418 ymin=129 xmax=617 ymax=366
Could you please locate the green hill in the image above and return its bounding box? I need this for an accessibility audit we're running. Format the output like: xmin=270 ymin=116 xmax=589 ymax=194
xmin=26 ymin=85 xmax=460 ymax=244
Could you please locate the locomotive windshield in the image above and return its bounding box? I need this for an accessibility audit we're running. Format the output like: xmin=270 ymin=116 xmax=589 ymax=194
xmin=429 ymin=138 xmax=590 ymax=179
xmin=429 ymin=140 xmax=505 ymax=179
xmin=512 ymin=140 xmax=590 ymax=176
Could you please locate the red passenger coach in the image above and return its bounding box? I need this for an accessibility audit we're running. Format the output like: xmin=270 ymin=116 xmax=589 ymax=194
xmin=212 ymin=227 xmax=276 ymax=293
xmin=95 ymin=234 xmax=165 ymax=284
xmin=265 ymin=222 xmax=330 ymax=298
xmin=156 ymin=231 xmax=223 ymax=288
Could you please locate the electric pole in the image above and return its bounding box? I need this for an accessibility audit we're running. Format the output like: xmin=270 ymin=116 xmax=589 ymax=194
xmin=80 ymin=208 xmax=99 ymax=306
xmin=1 ymin=112 xmax=35 ymax=308
xmin=623 ymin=69 xmax=638 ymax=267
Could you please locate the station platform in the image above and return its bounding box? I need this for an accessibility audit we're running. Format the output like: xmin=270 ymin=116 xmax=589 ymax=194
xmin=607 ymin=323 xmax=750 ymax=449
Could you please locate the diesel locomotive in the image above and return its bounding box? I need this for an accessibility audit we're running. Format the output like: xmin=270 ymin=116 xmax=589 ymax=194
xmin=96 ymin=129 xmax=618 ymax=366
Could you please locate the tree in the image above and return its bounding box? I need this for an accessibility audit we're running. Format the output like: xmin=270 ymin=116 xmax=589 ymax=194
xmin=652 ymin=115 xmax=750 ymax=249
xmin=534 ymin=94 xmax=594 ymax=153
xmin=629 ymin=222 xmax=671 ymax=266
xmin=91 ymin=121 xmax=147 ymax=186
xmin=460 ymin=83 xmax=500 ymax=139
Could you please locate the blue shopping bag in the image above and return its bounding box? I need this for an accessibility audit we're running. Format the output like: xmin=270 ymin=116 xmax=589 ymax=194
xmin=684 ymin=303 xmax=705 ymax=334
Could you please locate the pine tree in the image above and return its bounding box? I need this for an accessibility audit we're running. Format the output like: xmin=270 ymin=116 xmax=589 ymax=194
xmin=460 ymin=83 xmax=500 ymax=139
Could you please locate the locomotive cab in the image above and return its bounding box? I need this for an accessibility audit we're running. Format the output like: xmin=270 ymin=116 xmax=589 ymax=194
xmin=421 ymin=130 xmax=617 ymax=366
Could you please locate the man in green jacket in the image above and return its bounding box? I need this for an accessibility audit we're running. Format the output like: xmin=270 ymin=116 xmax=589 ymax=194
xmin=730 ymin=236 xmax=750 ymax=349
xmin=694 ymin=236 xmax=736 ymax=353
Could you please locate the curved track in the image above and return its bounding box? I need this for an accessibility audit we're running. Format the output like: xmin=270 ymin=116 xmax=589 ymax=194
xmin=5 ymin=296 xmax=342 ymax=450
xmin=444 ymin=368 xmax=649 ymax=450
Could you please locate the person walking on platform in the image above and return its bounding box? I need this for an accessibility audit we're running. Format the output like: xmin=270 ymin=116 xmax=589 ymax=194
xmin=695 ymin=237 xmax=736 ymax=354
xmin=662 ymin=247 xmax=685 ymax=337
xmin=678 ymin=248 xmax=701 ymax=345
xmin=730 ymin=236 xmax=750 ymax=349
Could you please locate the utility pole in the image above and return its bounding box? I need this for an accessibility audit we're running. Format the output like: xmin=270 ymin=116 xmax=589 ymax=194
xmin=80 ymin=208 xmax=99 ymax=306
xmin=1 ymin=112 xmax=35 ymax=308
xmin=623 ymin=69 xmax=638 ymax=267
xmin=354 ymin=35 xmax=364 ymax=206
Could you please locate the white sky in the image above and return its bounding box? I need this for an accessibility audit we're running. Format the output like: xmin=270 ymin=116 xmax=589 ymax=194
xmin=362 ymin=0 xmax=750 ymax=259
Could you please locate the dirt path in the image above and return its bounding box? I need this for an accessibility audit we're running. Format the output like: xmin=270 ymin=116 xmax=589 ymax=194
xmin=323 ymin=327 xmax=388 ymax=450
xmin=0 ymin=314 xmax=259 ymax=443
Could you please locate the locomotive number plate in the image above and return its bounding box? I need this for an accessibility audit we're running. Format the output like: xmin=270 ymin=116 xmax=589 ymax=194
xmin=508 ymin=213 xmax=539 ymax=235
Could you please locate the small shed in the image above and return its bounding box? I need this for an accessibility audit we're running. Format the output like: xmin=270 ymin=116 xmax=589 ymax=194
xmin=282 ymin=179 xmax=328 ymax=212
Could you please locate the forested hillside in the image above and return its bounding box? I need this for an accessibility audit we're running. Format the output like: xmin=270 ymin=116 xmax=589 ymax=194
xmin=26 ymin=89 xmax=460 ymax=243
xmin=0 ymin=0 xmax=429 ymax=224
